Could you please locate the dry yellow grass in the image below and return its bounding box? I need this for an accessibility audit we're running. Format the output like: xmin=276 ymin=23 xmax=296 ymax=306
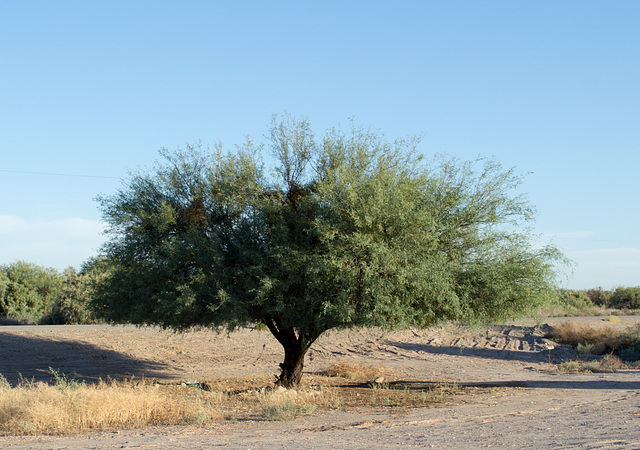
xmin=559 ymin=354 xmax=627 ymax=373
xmin=0 ymin=368 xmax=461 ymax=435
xmin=546 ymin=321 xmax=624 ymax=349
xmin=323 ymin=359 xmax=391 ymax=380
xmin=0 ymin=376 xmax=226 ymax=435
xmin=547 ymin=321 xmax=640 ymax=364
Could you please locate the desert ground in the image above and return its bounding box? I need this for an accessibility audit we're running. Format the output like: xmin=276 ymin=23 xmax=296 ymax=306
xmin=1 ymin=317 xmax=640 ymax=449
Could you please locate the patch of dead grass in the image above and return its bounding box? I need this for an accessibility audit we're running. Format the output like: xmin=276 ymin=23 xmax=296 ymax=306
xmin=0 ymin=376 xmax=227 ymax=435
xmin=0 ymin=368 xmax=462 ymax=435
xmin=559 ymin=354 xmax=627 ymax=373
xmin=546 ymin=321 xmax=625 ymax=350
xmin=323 ymin=359 xmax=392 ymax=380
xmin=547 ymin=319 xmax=640 ymax=364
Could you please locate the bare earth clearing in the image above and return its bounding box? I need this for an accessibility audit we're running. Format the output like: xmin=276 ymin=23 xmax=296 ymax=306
xmin=1 ymin=317 xmax=640 ymax=449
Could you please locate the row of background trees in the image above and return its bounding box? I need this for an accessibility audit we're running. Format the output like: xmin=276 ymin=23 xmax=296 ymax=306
xmin=1 ymin=259 xmax=639 ymax=325
xmin=0 ymin=260 xmax=105 ymax=325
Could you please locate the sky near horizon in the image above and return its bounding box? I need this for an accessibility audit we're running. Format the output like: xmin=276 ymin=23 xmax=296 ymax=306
xmin=1 ymin=1 xmax=638 ymax=290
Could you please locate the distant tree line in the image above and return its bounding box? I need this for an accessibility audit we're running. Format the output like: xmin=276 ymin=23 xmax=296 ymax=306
xmin=555 ymin=286 xmax=640 ymax=314
xmin=0 ymin=259 xmax=638 ymax=325
xmin=0 ymin=260 xmax=107 ymax=325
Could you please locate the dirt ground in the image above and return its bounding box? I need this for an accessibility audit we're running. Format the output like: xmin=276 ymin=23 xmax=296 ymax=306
xmin=1 ymin=317 xmax=640 ymax=449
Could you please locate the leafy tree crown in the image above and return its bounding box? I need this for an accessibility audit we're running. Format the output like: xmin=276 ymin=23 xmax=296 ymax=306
xmin=93 ymin=115 xmax=564 ymax=340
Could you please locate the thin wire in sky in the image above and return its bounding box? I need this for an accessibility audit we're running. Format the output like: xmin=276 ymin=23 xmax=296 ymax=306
xmin=0 ymin=169 xmax=121 ymax=180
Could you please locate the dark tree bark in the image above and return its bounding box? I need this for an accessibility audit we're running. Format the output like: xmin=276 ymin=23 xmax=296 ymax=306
xmin=277 ymin=342 xmax=309 ymax=388
xmin=264 ymin=317 xmax=317 ymax=388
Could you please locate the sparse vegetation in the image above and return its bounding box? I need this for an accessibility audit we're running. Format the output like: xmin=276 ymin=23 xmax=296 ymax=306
xmin=0 ymin=369 xmax=460 ymax=435
xmin=260 ymin=399 xmax=301 ymax=421
xmin=324 ymin=359 xmax=391 ymax=380
xmin=559 ymin=354 xmax=627 ymax=373
xmin=546 ymin=321 xmax=640 ymax=361
xmin=0 ymin=374 xmax=225 ymax=435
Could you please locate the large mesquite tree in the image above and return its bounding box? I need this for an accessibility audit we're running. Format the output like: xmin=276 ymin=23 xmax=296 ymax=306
xmin=93 ymin=116 xmax=564 ymax=387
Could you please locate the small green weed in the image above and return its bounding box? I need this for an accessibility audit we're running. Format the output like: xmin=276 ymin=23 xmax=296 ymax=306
xmin=559 ymin=354 xmax=625 ymax=373
xmin=49 ymin=367 xmax=83 ymax=391
xmin=260 ymin=398 xmax=318 ymax=421
xmin=188 ymin=411 xmax=210 ymax=424
xmin=261 ymin=399 xmax=298 ymax=421
xmin=576 ymin=343 xmax=594 ymax=354
xmin=299 ymin=403 xmax=317 ymax=414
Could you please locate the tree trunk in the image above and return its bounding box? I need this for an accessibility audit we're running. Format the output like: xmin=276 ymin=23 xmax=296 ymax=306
xmin=263 ymin=317 xmax=318 ymax=389
xmin=276 ymin=343 xmax=309 ymax=388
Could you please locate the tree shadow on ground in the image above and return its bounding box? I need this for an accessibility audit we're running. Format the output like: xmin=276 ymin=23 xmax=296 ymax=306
xmin=345 ymin=378 xmax=640 ymax=391
xmin=0 ymin=332 xmax=169 ymax=387
xmin=460 ymin=378 xmax=640 ymax=390
xmin=386 ymin=340 xmax=572 ymax=364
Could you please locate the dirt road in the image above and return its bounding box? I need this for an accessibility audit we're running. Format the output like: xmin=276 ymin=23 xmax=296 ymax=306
xmin=1 ymin=317 xmax=639 ymax=448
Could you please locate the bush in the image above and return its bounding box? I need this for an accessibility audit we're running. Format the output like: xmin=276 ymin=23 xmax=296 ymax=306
xmin=39 ymin=269 xmax=94 ymax=324
xmin=0 ymin=261 xmax=63 ymax=322
xmin=557 ymin=290 xmax=594 ymax=311
xmin=586 ymin=287 xmax=614 ymax=307
xmin=0 ymin=258 xmax=112 ymax=325
xmin=609 ymin=286 xmax=640 ymax=310
xmin=40 ymin=260 xmax=110 ymax=325
xmin=548 ymin=287 xmax=640 ymax=316
xmin=547 ymin=322 xmax=640 ymax=362
xmin=324 ymin=359 xmax=390 ymax=380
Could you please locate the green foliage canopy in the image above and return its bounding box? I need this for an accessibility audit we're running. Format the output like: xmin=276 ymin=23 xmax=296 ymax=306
xmin=41 ymin=260 xmax=108 ymax=325
xmin=93 ymin=116 xmax=565 ymax=386
xmin=610 ymin=286 xmax=640 ymax=309
xmin=0 ymin=261 xmax=63 ymax=321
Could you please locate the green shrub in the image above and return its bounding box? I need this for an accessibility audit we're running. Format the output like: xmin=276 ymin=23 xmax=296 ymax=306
xmin=586 ymin=287 xmax=614 ymax=307
xmin=0 ymin=261 xmax=63 ymax=321
xmin=549 ymin=322 xmax=640 ymax=362
xmin=40 ymin=260 xmax=110 ymax=325
xmin=40 ymin=269 xmax=93 ymax=324
xmin=615 ymin=325 xmax=640 ymax=361
xmin=557 ymin=290 xmax=594 ymax=311
xmin=609 ymin=286 xmax=640 ymax=310
xmin=261 ymin=399 xmax=298 ymax=421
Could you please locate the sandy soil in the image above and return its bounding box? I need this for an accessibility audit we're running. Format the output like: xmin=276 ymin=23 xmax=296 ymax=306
xmin=1 ymin=317 xmax=640 ymax=448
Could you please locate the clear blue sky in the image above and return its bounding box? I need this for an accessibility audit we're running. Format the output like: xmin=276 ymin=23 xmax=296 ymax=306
xmin=1 ymin=1 xmax=638 ymax=289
